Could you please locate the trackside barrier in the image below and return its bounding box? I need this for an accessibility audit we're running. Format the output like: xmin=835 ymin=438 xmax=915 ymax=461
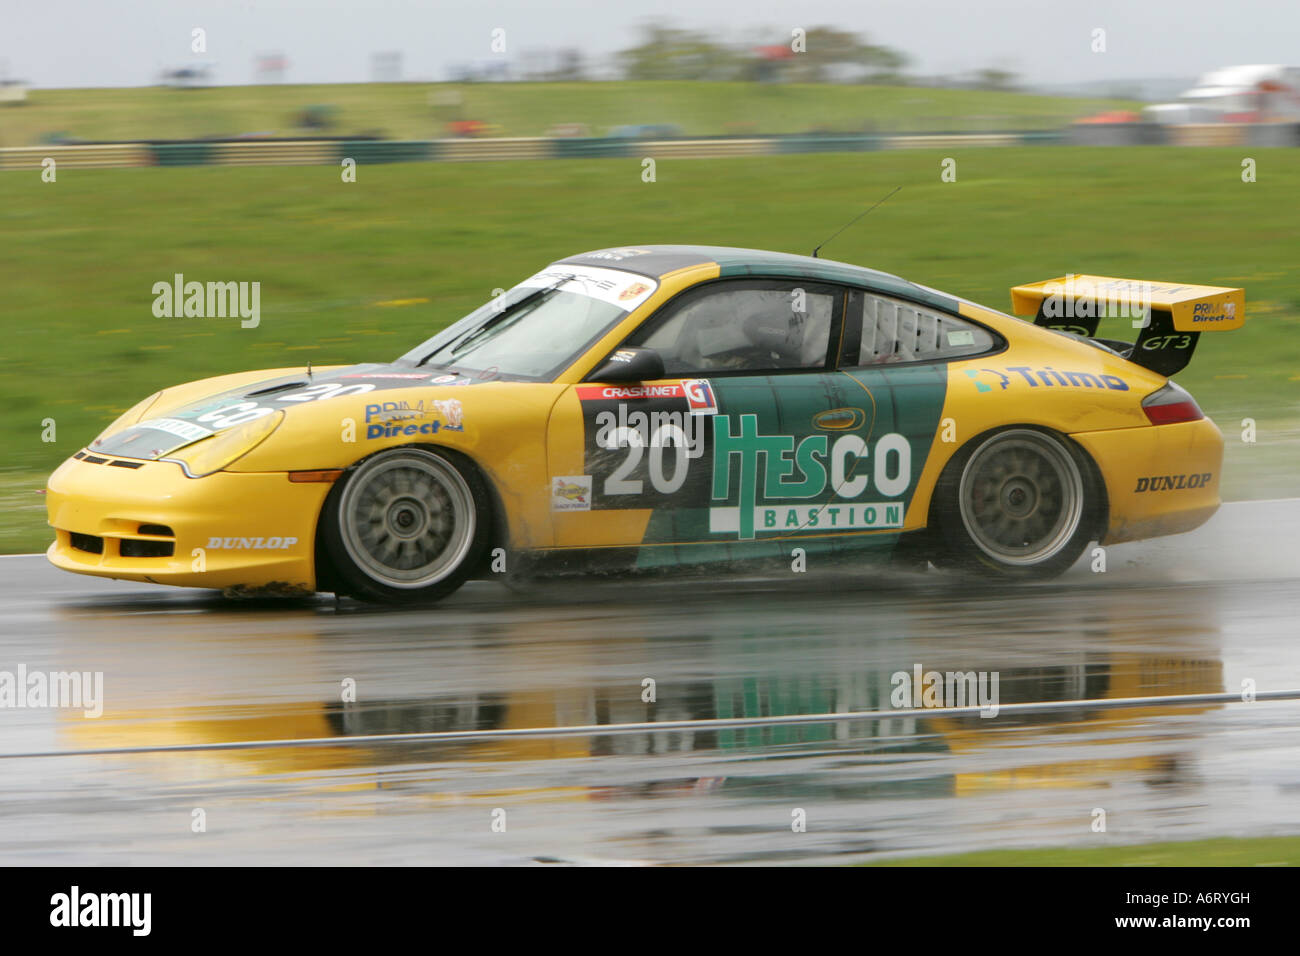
xmin=4 ymin=124 xmax=1299 ymax=171
xmin=434 ymin=137 xmax=552 ymax=162
xmin=214 ymin=140 xmax=340 ymax=166
xmin=1066 ymin=122 xmax=1169 ymax=146
xmin=0 ymin=143 xmax=152 ymax=169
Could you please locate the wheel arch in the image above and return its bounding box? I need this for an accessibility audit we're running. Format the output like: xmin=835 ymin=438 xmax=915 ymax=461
xmin=313 ymin=441 xmax=509 ymax=591
xmin=926 ymin=423 xmax=1109 ymax=542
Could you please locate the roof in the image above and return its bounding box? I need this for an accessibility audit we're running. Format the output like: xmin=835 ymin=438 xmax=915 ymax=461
xmin=556 ymin=245 xmax=957 ymax=311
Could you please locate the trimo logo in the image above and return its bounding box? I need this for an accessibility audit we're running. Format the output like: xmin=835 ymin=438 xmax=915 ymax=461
xmin=50 ymin=886 xmax=151 ymax=936
xmin=1039 ymin=274 xmax=1153 ymax=322
xmin=0 ymin=666 xmax=103 ymax=718
xmin=890 ymin=664 xmax=1000 ymax=718
xmin=152 ymin=273 xmax=261 ymax=328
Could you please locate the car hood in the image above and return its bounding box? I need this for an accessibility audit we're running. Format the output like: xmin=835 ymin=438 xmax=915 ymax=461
xmin=90 ymin=363 xmax=477 ymax=461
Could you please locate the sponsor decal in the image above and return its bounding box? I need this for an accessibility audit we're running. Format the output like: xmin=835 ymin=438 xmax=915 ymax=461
xmin=710 ymin=501 xmax=902 ymax=534
xmin=682 ymin=379 xmax=717 ymax=415
xmin=577 ymin=383 xmax=686 ymax=401
xmin=946 ymin=329 xmax=976 ymax=347
xmin=711 ymin=414 xmax=910 ymax=540
xmin=967 ymin=366 xmax=1128 ymax=392
xmin=551 ymin=476 xmax=592 ymax=511
xmin=1134 ymin=473 xmax=1212 ymax=492
xmin=1191 ymin=301 xmax=1234 ymax=323
xmin=206 ymin=536 xmax=299 ymax=549
xmin=964 ymin=369 xmax=1010 ymax=393
xmin=364 ymin=398 xmax=464 ymax=439
xmin=581 ymin=248 xmax=652 ymax=261
xmin=516 ymin=264 xmax=658 ymax=312
xmin=608 ymin=349 xmax=640 ymax=363
xmin=136 ymin=417 xmax=213 ymax=443
xmin=429 ymin=374 xmax=474 ymax=385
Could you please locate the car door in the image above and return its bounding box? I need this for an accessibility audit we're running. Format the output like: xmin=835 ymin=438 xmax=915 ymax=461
xmin=547 ymin=278 xmax=890 ymax=563
xmin=832 ymin=288 xmax=1003 ymax=538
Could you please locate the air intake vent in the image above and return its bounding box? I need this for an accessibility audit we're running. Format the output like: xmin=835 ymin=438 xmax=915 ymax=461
xmin=120 ymin=539 xmax=174 ymax=558
xmin=137 ymin=524 xmax=174 ymax=537
xmin=69 ymin=532 xmax=104 ymax=554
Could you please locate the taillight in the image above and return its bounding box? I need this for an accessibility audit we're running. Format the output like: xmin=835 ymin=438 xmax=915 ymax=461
xmin=1142 ymin=382 xmax=1204 ymax=425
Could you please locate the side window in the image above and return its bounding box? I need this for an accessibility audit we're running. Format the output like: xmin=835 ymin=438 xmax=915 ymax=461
xmin=628 ymin=282 xmax=836 ymax=375
xmin=843 ymin=293 xmax=995 ymax=366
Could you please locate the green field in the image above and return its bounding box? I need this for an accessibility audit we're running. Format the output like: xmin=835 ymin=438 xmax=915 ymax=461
xmin=867 ymin=835 xmax=1300 ymax=866
xmin=2 ymin=146 xmax=1298 ymax=552
xmin=0 ymin=81 xmax=1138 ymax=147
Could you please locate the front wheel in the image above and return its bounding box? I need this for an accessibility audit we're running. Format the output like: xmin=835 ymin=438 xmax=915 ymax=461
xmin=932 ymin=428 xmax=1097 ymax=580
xmin=320 ymin=446 xmax=490 ymax=604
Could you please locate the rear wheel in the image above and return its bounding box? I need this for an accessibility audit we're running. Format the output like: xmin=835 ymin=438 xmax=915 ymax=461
xmin=321 ymin=446 xmax=490 ymax=604
xmin=933 ymin=428 xmax=1096 ymax=580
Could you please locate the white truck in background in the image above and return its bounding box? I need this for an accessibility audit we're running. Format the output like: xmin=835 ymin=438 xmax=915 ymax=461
xmin=1144 ymin=64 xmax=1300 ymax=124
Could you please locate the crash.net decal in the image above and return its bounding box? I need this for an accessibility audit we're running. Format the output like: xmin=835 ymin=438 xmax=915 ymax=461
xmin=1135 ymin=473 xmax=1212 ymax=492
xmin=551 ymin=476 xmax=592 ymax=512
xmin=206 ymin=536 xmax=299 ymax=549
xmin=965 ymin=366 xmax=1129 ymax=393
xmin=364 ymin=398 xmax=464 ymax=439
xmin=576 ymin=379 xmax=716 ymax=413
xmin=709 ymin=414 xmax=910 ymax=540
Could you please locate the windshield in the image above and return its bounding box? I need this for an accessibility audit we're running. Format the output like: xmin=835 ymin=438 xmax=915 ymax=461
xmin=397 ymin=265 xmax=658 ymax=381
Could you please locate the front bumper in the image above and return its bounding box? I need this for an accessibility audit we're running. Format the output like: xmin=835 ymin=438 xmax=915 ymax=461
xmin=45 ymin=454 xmax=330 ymax=590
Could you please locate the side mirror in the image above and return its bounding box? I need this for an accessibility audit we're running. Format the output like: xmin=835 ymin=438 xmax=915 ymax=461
xmin=589 ymin=347 xmax=666 ymax=384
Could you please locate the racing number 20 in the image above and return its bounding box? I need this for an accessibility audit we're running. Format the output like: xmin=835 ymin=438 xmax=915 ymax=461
xmin=605 ymin=425 xmax=690 ymax=495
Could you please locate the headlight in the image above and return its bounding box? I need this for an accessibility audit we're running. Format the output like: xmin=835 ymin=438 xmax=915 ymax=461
xmin=90 ymin=391 xmax=163 ymax=447
xmin=163 ymin=410 xmax=284 ymax=478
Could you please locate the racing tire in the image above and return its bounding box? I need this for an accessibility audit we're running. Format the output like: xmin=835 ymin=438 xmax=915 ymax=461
xmin=320 ymin=446 xmax=491 ymax=605
xmin=932 ymin=427 xmax=1098 ymax=580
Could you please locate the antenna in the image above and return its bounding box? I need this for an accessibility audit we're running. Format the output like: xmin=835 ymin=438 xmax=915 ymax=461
xmin=306 ymin=361 xmax=312 ymax=381
xmin=812 ymin=185 xmax=901 ymax=258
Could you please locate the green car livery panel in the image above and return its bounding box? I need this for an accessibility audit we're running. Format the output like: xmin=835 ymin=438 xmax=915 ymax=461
xmin=574 ymin=368 xmax=947 ymax=568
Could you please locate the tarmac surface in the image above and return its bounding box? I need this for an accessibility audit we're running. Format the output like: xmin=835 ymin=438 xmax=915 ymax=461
xmin=1 ymin=499 xmax=1298 ymax=865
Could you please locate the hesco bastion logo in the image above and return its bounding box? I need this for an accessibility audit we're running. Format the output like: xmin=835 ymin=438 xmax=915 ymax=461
xmin=709 ymin=413 xmax=911 ymax=540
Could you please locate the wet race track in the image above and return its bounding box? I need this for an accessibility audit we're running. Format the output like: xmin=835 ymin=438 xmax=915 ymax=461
xmin=2 ymin=500 xmax=1299 ymax=865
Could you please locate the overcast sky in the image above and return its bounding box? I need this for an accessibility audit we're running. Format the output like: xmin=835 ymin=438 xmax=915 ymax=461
xmin=4 ymin=0 xmax=1295 ymax=89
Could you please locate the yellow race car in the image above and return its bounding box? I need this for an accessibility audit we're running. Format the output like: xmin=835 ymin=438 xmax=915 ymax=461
xmin=45 ymin=246 xmax=1243 ymax=604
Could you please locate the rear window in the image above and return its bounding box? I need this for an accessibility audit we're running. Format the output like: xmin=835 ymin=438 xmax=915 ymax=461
xmin=843 ymin=293 xmax=996 ymax=366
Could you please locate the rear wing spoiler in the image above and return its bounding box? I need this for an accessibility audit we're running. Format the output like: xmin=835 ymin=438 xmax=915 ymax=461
xmin=1009 ymin=274 xmax=1244 ymax=376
